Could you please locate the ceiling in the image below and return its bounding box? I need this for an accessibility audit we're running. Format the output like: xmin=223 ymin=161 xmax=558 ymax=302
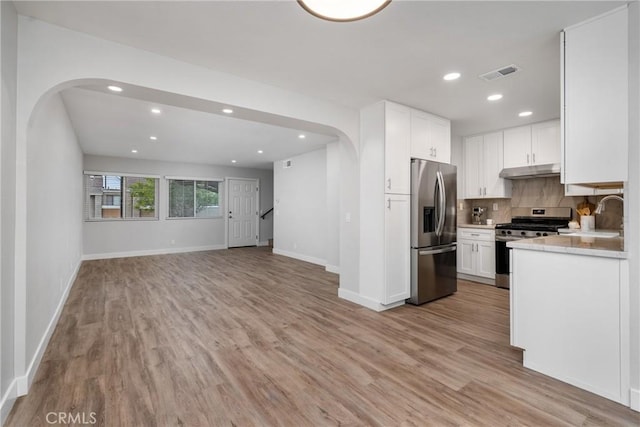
xmin=61 ymin=86 xmax=336 ymax=169
xmin=15 ymin=0 xmax=626 ymax=163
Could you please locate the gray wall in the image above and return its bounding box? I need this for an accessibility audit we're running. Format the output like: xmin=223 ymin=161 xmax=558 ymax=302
xmin=273 ymin=147 xmax=327 ymax=264
xmin=25 ymin=92 xmax=83 ymax=377
xmin=83 ymin=155 xmax=274 ymax=257
xmin=0 ymin=0 xmax=18 ymax=417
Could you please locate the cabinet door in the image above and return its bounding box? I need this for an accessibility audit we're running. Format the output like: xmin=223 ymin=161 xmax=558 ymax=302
xmin=463 ymin=136 xmax=483 ymax=199
xmin=532 ymin=120 xmax=560 ymax=165
xmin=476 ymin=241 xmax=496 ymax=279
xmin=482 ymin=132 xmax=510 ymax=198
xmin=503 ymin=126 xmax=532 ymax=168
xmin=383 ymin=195 xmax=410 ymax=304
xmin=428 ymin=115 xmax=451 ymax=163
xmin=385 ymin=103 xmax=411 ymax=194
xmin=563 ymin=8 xmax=628 ymax=184
xmin=410 ymin=110 xmax=431 ymax=160
xmin=456 ymin=239 xmax=475 ymax=275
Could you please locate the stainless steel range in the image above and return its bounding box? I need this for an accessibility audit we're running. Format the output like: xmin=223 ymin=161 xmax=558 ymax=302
xmin=495 ymin=207 xmax=572 ymax=289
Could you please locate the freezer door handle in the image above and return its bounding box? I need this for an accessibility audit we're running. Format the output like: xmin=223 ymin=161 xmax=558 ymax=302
xmin=418 ymin=244 xmax=457 ymax=256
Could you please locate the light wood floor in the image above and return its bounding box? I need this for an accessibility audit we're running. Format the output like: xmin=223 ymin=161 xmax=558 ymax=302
xmin=6 ymin=247 xmax=639 ymax=426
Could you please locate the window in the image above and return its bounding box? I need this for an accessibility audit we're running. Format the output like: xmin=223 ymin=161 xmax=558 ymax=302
xmin=168 ymin=179 xmax=221 ymax=218
xmin=85 ymin=173 xmax=159 ymax=220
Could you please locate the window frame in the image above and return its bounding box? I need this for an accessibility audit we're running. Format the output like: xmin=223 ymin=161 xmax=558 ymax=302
xmin=84 ymin=171 xmax=160 ymax=222
xmin=165 ymin=176 xmax=224 ymax=220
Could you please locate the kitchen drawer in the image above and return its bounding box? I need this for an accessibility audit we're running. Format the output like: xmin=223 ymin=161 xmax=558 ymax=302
xmin=458 ymin=228 xmax=495 ymax=241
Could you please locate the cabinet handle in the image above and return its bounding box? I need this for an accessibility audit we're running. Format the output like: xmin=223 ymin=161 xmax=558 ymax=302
xmin=479 ymin=187 xmax=482 ymax=196
xmin=483 ymin=187 xmax=486 ymax=196
xmin=434 ymin=147 xmax=437 ymax=157
xmin=471 ymin=233 xmax=480 ymax=237
xmin=475 ymin=243 xmax=478 ymax=251
xmin=387 ymin=178 xmax=391 ymax=190
xmin=527 ymin=153 xmax=530 ymax=164
xmin=387 ymin=198 xmax=391 ymax=209
xmin=532 ymin=153 xmax=536 ymax=164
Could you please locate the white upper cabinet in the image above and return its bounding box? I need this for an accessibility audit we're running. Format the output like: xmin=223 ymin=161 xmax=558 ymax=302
xmin=503 ymin=126 xmax=532 ymax=168
xmin=410 ymin=110 xmax=451 ymax=164
xmin=503 ymin=120 xmax=560 ymax=169
xmin=531 ymin=120 xmax=561 ymax=165
xmin=562 ymin=6 xmax=628 ymax=184
xmin=384 ymin=102 xmax=411 ymax=194
xmin=463 ymin=132 xmax=511 ymax=199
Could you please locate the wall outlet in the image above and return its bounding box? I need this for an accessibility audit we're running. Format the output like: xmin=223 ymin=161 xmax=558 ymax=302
xmin=459 ymin=202 xmax=464 ymax=210
xmin=170 ymin=239 xmax=175 ymax=245
xmin=493 ymin=203 xmax=499 ymax=211
xmin=345 ymin=212 xmax=351 ymax=223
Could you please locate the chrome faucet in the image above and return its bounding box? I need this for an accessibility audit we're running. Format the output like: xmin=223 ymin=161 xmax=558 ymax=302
xmin=594 ymin=195 xmax=623 ymax=214
xmin=595 ymin=195 xmax=624 ymax=236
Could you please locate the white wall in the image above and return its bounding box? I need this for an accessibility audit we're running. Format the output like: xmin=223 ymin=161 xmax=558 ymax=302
xmin=326 ymin=142 xmax=340 ymax=273
xmin=25 ymin=91 xmax=83 ymax=396
xmin=627 ymin=1 xmax=640 ymax=411
xmin=273 ymin=148 xmax=328 ymax=266
xmin=83 ymin=155 xmax=273 ymax=257
xmin=0 ymin=0 xmax=18 ymax=422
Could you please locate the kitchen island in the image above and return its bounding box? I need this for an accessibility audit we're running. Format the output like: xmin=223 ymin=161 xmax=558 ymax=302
xmin=508 ymin=235 xmax=629 ymax=406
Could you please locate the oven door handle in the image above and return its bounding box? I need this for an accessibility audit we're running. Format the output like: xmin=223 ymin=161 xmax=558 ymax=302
xmin=495 ymin=236 xmax=525 ymax=242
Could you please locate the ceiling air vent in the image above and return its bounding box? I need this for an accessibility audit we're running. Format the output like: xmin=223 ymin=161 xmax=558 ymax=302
xmin=283 ymin=159 xmax=292 ymax=168
xmin=479 ymin=64 xmax=521 ymax=82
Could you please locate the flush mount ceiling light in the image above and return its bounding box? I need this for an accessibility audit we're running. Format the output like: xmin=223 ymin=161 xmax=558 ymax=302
xmin=519 ymin=111 xmax=533 ymax=117
xmin=487 ymin=94 xmax=503 ymax=101
xmin=107 ymin=85 xmax=123 ymax=92
xmin=131 ymin=149 xmax=138 ymax=153
xmin=443 ymin=72 xmax=461 ymax=81
xmin=149 ymin=136 xmax=158 ymax=141
xmin=257 ymin=150 xmax=264 ymax=154
xmin=298 ymin=134 xmax=306 ymax=139
xmin=151 ymin=108 xmax=161 ymax=114
xmin=298 ymin=0 xmax=391 ymax=22
xmin=231 ymin=160 xmax=237 ymax=164
xmin=222 ymin=108 xmax=233 ymax=114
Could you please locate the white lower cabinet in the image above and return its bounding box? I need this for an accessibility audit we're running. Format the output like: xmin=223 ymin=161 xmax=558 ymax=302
xmin=383 ymin=195 xmax=410 ymax=304
xmin=456 ymin=228 xmax=495 ymax=280
xmin=511 ymin=249 xmax=629 ymax=405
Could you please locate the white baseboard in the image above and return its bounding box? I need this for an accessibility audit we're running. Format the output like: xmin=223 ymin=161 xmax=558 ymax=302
xmin=631 ymin=388 xmax=640 ymax=412
xmin=257 ymin=241 xmax=270 ymax=247
xmin=337 ymin=288 xmax=405 ymax=312
xmin=325 ymin=264 xmax=340 ymax=274
xmin=19 ymin=259 xmax=82 ymax=396
xmin=82 ymin=244 xmax=226 ymax=260
xmin=272 ymin=248 xmax=325 ymax=267
xmin=0 ymin=378 xmax=18 ymax=425
xmin=457 ymin=273 xmax=496 ymax=286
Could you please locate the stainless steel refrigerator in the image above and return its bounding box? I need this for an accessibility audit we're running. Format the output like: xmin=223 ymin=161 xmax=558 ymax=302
xmin=407 ymin=158 xmax=457 ymax=305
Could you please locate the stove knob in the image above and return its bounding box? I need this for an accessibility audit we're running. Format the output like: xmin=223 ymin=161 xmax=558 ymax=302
xmin=506 ymin=231 xmax=511 ymax=235
xmin=543 ymin=233 xmax=548 ymax=236
xmin=536 ymin=232 xmax=542 ymax=237
xmin=520 ymin=231 xmax=526 ymax=236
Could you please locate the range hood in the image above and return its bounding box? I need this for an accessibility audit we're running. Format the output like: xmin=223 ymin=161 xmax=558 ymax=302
xmin=499 ymin=163 xmax=561 ymax=179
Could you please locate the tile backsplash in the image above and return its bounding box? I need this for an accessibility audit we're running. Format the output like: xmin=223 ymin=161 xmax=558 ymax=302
xmin=458 ymin=177 xmax=623 ymax=230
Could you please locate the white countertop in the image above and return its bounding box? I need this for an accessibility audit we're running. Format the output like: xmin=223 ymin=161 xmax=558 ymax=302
xmin=458 ymin=223 xmax=496 ymax=229
xmin=507 ymin=235 xmax=626 ymax=259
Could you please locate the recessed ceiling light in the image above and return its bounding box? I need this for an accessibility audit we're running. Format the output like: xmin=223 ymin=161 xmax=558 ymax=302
xmin=231 ymin=160 xmax=237 ymax=163
xmin=298 ymin=134 xmax=306 ymax=139
xmin=131 ymin=149 xmax=138 ymax=153
xmin=107 ymin=85 xmax=123 ymax=92
xmin=151 ymin=108 xmax=161 ymax=114
xmin=487 ymin=94 xmax=503 ymax=101
xmin=443 ymin=72 xmax=461 ymax=81
xmin=519 ymin=111 xmax=533 ymax=117
xmin=222 ymin=108 xmax=233 ymax=114
xmin=257 ymin=150 xmax=264 ymax=154
xmin=149 ymin=136 xmax=158 ymax=141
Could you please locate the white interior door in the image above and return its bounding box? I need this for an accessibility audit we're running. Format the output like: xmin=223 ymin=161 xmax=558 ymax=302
xmin=228 ymin=178 xmax=258 ymax=248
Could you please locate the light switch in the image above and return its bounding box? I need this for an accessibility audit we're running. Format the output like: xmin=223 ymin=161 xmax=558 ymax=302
xmin=493 ymin=203 xmax=499 ymax=211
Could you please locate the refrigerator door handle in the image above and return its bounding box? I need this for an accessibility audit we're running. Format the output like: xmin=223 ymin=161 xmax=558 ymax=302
xmin=418 ymin=244 xmax=457 ymax=256
xmin=435 ymin=170 xmax=446 ymax=236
